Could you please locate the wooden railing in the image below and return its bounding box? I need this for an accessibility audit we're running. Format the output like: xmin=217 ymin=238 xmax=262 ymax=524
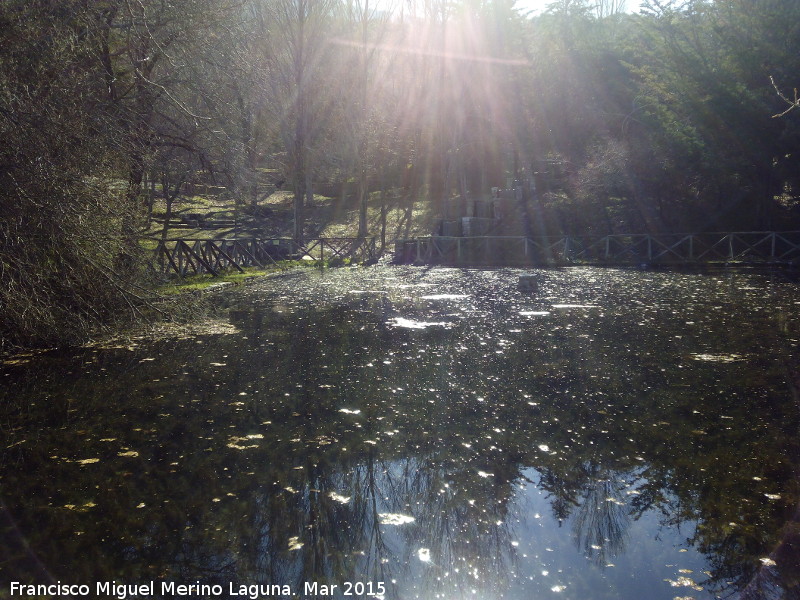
xmin=153 ymin=237 xmax=377 ymax=277
xmin=395 ymin=232 xmax=800 ymax=266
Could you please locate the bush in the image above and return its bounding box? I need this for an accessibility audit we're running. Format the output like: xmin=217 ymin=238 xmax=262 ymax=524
xmin=0 ymin=2 xmax=150 ymax=351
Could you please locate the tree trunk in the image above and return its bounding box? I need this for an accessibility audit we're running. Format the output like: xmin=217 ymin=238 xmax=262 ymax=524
xmin=356 ymin=0 xmax=371 ymax=242
xmin=357 ymin=167 xmax=368 ymax=240
xmin=293 ymin=176 xmax=305 ymax=245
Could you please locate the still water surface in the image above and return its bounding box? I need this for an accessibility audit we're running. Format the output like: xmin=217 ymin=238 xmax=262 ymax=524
xmin=2 ymin=266 xmax=800 ymax=599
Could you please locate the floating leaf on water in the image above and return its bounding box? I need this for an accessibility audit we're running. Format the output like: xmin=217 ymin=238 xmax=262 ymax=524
xmin=551 ymin=585 xmax=567 ymax=592
xmin=2 ymin=358 xmax=31 ymax=365
xmin=417 ymin=548 xmax=431 ymax=562
xmin=519 ymin=311 xmax=550 ymax=316
xmin=667 ymin=577 xmax=703 ymax=591
xmin=478 ymin=471 xmax=493 ymax=478
xmin=328 ymin=492 xmax=351 ymax=504
xmin=379 ymin=513 xmax=416 ymax=525
xmin=227 ymin=435 xmax=259 ymax=450
xmin=764 ymin=493 xmax=781 ymax=500
xmin=421 ymin=294 xmax=469 ymax=300
xmin=552 ymin=304 xmax=599 ymax=309
xmin=759 ymin=557 xmax=777 ymax=566
xmin=389 ymin=317 xmax=451 ymax=329
xmin=339 ymin=408 xmax=361 ymax=415
xmin=118 ymin=451 xmax=139 ymax=457
xmin=77 ymin=458 xmax=100 ymax=465
xmin=689 ymin=353 xmax=743 ymax=363
xmin=288 ymin=536 xmax=304 ymax=551
xmin=136 ymin=503 xmax=145 ymax=508
xmin=538 ymin=444 xmax=550 ymax=452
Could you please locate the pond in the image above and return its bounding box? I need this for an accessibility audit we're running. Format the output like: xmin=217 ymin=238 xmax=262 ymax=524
xmin=2 ymin=265 xmax=800 ymax=600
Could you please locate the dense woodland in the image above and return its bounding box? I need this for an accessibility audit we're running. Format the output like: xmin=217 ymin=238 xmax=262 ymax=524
xmin=1 ymin=0 xmax=800 ymax=348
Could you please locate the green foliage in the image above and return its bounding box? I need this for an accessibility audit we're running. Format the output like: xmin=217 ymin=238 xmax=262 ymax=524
xmin=516 ymin=0 xmax=800 ymax=232
xmin=157 ymin=263 xmax=320 ymax=295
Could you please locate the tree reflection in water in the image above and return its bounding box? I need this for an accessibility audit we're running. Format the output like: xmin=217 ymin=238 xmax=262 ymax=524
xmin=1 ymin=266 xmax=800 ymax=599
xmin=570 ymin=463 xmax=630 ymax=565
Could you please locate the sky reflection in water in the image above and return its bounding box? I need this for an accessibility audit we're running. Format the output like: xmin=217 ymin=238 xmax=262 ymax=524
xmin=1 ymin=266 xmax=800 ymax=599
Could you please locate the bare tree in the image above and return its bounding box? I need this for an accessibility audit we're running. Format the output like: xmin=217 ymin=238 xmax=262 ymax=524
xmin=334 ymin=1 xmax=395 ymax=242
xmin=0 ymin=1 xmax=145 ymax=347
xmin=105 ymin=0 xmax=237 ymax=222
xmin=595 ymin=0 xmax=627 ymax=18
xmin=266 ymin=0 xmax=337 ymax=244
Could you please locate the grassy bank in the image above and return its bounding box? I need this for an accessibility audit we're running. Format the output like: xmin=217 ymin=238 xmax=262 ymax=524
xmin=156 ymin=261 xmax=326 ymax=295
